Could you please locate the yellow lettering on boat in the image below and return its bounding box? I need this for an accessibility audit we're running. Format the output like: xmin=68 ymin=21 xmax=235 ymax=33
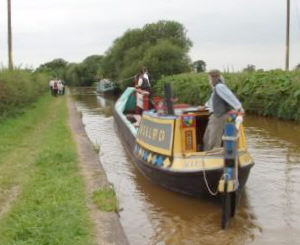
xmin=158 ymin=130 xmax=165 ymax=142
xmin=152 ymin=128 xmax=158 ymax=141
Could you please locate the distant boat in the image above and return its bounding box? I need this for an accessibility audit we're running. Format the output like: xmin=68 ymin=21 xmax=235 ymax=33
xmin=96 ymin=79 xmax=118 ymax=94
xmin=113 ymin=87 xmax=254 ymax=229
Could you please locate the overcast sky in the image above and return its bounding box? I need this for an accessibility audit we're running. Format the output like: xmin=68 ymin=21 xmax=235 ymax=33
xmin=0 ymin=0 xmax=300 ymax=71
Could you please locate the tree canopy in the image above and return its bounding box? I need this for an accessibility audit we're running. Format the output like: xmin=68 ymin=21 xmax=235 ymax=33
xmin=243 ymin=64 xmax=256 ymax=72
xmin=36 ymin=55 xmax=104 ymax=86
xmin=193 ymin=60 xmax=206 ymax=73
xmin=36 ymin=58 xmax=68 ymax=78
xmin=102 ymin=20 xmax=192 ymax=88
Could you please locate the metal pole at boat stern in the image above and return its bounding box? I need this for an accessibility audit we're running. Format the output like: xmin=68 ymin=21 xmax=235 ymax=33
xmin=219 ymin=112 xmax=240 ymax=229
xmin=165 ymin=83 xmax=174 ymax=115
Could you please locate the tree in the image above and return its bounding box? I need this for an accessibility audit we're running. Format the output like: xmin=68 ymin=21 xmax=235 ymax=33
xmin=102 ymin=20 xmax=192 ymax=85
xmin=36 ymin=58 xmax=68 ymax=78
xmin=80 ymin=55 xmax=104 ymax=85
xmin=193 ymin=60 xmax=206 ymax=73
xmin=143 ymin=40 xmax=191 ymax=80
xmin=7 ymin=0 xmax=13 ymax=69
xmin=63 ymin=55 xmax=104 ymax=86
xmin=243 ymin=64 xmax=256 ymax=72
xmin=37 ymin=55 xmax=104 ymax=86
xmin=64 ymin=63 xmax=81 ymax=86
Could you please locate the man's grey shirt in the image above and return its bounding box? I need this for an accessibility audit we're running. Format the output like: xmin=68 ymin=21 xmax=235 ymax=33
xmin=205 ymin=83 xmax=242 ymax=112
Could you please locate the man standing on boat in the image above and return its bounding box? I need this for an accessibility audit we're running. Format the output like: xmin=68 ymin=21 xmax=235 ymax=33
xmin=200 ymin=70 xmax=244 ymax=151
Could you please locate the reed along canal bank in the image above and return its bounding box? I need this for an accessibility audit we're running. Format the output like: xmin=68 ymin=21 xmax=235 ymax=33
xmin=154 ymin=70 xmax=300 ymax=121
xmin=72 ymin=87 xmax=300 ymax=245
xmin=0 ymin=92 xmax=128 ymax=245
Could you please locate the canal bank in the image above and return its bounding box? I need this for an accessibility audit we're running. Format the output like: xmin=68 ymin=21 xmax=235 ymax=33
xmin=67 ymin=92 xmax=129 ymax=245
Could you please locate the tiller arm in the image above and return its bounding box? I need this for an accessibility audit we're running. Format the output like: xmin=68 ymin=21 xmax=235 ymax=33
xmin=219 ymin=111 xmax=242 ymax=229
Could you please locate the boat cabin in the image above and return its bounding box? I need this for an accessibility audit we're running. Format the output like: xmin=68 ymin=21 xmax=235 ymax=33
xmin=96 ymin=79 xmax=117 ymax=93
xmin=119 ymin=88 xmax=247 ymax=158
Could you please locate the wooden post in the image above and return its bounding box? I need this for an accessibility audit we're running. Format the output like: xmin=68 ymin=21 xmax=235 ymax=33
xmin=165 ymin=83 xmax=174 ymax=115
xmin=8 ymin=0 xmax=13 ymax=70
xmin=285 ymin=0 xmax=290 ymax=71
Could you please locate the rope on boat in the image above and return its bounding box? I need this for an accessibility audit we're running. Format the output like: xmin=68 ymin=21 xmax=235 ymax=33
xmin=201 ymin=160 xmax=219 ymax=196
xmin=117 ymin=75 xmax=135 ymax=84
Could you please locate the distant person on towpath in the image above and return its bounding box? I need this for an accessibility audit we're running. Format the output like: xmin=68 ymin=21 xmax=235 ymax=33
xmin=53 ymin=79 xmax=58 ymax=97
xmin=62 ymin=80 xmax=65 ymax=95
xmin=49 ymin=79 xmax=54 ymax=95
xmin=57 ymin=80 xmax=64 ymax=95
xmin=199 ymin=69 xmax=244 ymax=151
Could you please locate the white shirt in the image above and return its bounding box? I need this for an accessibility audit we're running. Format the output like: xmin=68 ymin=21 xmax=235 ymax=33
xmin=143 ymin=73 xmax=149 ymax=81
xmin=137 ymin=73 xmax=150 ymax=88
xmin=137 ymin=77 xmax=143 ymax=87
xmin=49 ymin=80 xmax=54 ymax=87
xmin=58 ymin=81 xmax=63 ymax=90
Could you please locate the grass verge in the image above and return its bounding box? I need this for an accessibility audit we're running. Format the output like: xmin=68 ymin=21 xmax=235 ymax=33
xmin=0 ymin=94 xmax=94 ymax=245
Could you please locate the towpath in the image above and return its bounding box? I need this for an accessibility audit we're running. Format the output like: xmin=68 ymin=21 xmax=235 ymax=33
xmin=67 ymin=92 xmax=129 ymax=245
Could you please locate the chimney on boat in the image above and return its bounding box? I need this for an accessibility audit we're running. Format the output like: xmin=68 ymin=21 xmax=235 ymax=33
xmin=165 ymin=83 xmax=174 ymax=115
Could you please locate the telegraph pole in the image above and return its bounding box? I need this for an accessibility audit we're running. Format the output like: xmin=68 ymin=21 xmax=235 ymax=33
xmin=7 ymin=0 xmax=13 ymax=70
xmin=285 ymin=0 xmax=290 ymax=71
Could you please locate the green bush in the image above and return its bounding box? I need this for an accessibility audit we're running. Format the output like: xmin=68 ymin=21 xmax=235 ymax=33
xmin=154 ymin=70 xmax=300 ymax=121
xmin=0 ymin=69 xmax=49 ymax=118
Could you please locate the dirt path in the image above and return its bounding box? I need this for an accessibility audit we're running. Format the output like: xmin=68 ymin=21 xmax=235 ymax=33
xmin=67 ymin=94 xmax=129 ymax=245
xmin=0 ymin=186 xmax=19 ymax=219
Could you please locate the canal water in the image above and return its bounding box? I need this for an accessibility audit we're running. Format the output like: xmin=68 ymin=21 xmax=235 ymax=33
xmin=71 ymin=87 xmax=300 ymax=245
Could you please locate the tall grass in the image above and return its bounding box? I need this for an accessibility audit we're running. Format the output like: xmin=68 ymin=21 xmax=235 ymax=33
xmin=154 ymin=70 xmax=300 ymax=121
xmin=0 ymin=69 xmax=49 ymax=118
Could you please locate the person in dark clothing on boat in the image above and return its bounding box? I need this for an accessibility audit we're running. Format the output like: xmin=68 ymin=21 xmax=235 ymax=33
xmin=136 ymin=68 xmax=151 ymax=93
xmin=134 ymin=68 xmax=152 ymax=113
xmin=200 ymin=69 xmax=244 ymax=151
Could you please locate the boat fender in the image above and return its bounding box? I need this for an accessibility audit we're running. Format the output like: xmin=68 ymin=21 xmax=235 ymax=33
xmin=218 ymin=179 xmax=235 ymax=193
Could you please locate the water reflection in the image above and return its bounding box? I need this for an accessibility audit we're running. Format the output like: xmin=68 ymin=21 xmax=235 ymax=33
xmin=132 ymin=168 xmax=259 ymax=245
xmin=245 ymin=116 xmax=300 ymax=245
xmin=71 ymin=87 xmax=300 ymax=245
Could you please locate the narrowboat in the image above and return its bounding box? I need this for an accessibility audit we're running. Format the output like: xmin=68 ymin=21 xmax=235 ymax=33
xmin=96 ymin=79 xmax=118 ymax=94
xmin=113 ymin=86 xmax=254 ymax=228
